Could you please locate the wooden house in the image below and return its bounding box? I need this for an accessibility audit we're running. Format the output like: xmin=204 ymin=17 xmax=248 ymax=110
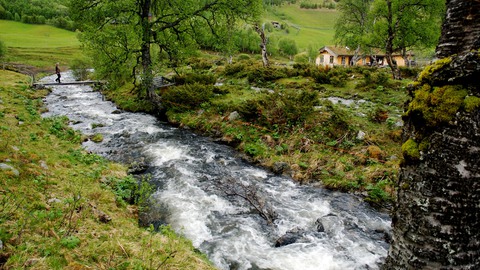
xmin=315 ymin=46 xmax=413 ymax=67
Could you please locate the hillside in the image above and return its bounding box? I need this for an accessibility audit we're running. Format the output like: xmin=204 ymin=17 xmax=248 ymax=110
xmin=263 ymin=3 xmax=338 ymax=51
xmin=0 ymin=20 xmax=81 ymax=72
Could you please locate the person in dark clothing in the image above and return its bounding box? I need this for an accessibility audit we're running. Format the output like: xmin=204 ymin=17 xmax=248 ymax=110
xmin=55 ymin=63 xmax=61 ymax=83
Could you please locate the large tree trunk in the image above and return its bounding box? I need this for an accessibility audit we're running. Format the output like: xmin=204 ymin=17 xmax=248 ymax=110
xmin=139 ymin=0 xmax=156 ymax=100
xmin=383 ymin=0 xmax=480 ymax=269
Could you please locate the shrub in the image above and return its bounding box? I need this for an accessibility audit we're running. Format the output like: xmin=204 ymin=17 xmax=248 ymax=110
xmin=257 ymin=89 xmax=320 ymax=129
xmin=223 ymin=62 xmax=247 ymax=77
xmin=173 ymin=73 xmax=216 ymax=85
xmin=162 ymin=83 xmax=214 ymax=112
xmin=71 ymin=58 xmax=91 ymax=81
xmin=246 ymin=66 xmax=288 ymax=84
xmin=0 ymin=40 xmax=6 ymax=59
xmin=189 ymin=58 xmax=213 ymax=71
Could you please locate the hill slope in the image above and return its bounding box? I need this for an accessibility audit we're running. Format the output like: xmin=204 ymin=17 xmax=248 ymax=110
xmin=263 ymin=4 xmax=338 ymax=51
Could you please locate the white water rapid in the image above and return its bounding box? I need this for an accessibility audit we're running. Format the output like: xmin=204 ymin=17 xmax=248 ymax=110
xmin=41 ymin=73 xmax=391 ymax=270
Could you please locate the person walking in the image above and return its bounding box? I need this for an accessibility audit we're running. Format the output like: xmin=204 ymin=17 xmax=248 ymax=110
xmin=55 ymin=63 xmax=61 ymax=83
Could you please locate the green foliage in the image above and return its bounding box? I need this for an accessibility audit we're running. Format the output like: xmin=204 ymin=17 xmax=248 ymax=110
xmin=246 ymin=66 xmax=288 ymax=84
xmin=60 ymin=236 xmax=81 ymax=249
xmin=464 ymin=96 xmax=480 ymax=113
xmin=0 ymin=0 xmax=74 ymax=30
xmin=278 ymin=38 xmax=298 ymax=57
xmin=0 ymin=39 xmax=6 ymax=58
xmin=328 ymin=67 xmax=348 ymax=87
xmin=70 ymin=0 xmax=262 ymax=94
xmin=70 ymin=58 xmax=91 ymax=81
xmin=401 ymin=138 xmax=420 ymax=160
xmin=162 ymin=83 xmax=215 ymax=112
xmin=407 ymin=84 xmax=467 ymax=127
xmin=174 ymin=73 xmax=217 ymax=85
xmin=43 ymin=116 xmax=82 ymax=143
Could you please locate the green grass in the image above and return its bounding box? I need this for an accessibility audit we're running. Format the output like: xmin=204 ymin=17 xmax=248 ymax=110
xmin=0 ymin=20 xmax=80 ymax=48
xmin=0 ymin=70 xmax=215 ymax=270
xmin=263 ymin=4 xmax=338 ymax=50
xmin=0 ymin=20 xmax=81 ymax=71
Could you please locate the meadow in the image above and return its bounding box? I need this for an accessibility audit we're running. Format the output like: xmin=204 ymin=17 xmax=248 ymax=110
xmin=0 ymin=20 xmax=81 ymax=72
xmin=263 ymin=2 xmax=338 ymax=50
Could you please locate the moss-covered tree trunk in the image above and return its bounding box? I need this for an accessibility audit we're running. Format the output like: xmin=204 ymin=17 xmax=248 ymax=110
xmin=383 ymin=0 xmax=480 ymax=269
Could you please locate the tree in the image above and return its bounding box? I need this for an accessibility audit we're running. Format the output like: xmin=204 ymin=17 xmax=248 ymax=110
xmin=254 ymin=23 xmax=269 ymax=67
xmin=69 ymin=0 xmax=262 ymax=105
xmin=334 ymin=0 xmax=373 ymax=65
xmin=369 ymin=0 xmax=444 ymax=79
xmin=334 ymin=0 xmax=444 ymax=79
xmin=383 ymin=0 xmax=480 ymax=269
xmin=278 ymin=38 xmax=298 ymax=59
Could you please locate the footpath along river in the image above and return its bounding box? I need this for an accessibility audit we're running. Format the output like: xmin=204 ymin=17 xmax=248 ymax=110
xmin=41 ymin=72 xmax=391 ymax=270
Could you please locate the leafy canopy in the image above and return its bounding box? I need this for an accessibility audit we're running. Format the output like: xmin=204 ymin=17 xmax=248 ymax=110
xmin=70 ymin=0 xmax=262 ymax=95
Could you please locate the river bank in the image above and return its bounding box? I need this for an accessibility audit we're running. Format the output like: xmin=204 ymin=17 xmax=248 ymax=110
xmin=0 ymin=70 xmax=216 ymax=269
xmin=40 ymin=71 xmax=391 ymax=269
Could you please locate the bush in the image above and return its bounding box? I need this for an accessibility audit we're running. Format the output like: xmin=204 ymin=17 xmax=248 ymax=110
xmin=189 ymin=58 xmax=213 ymax=71
xmin=246 ymin=66 xmax=288 ymax=84
xmin=173 ymin=73 xmax=216 ymax=85
xmin=223 ymin=62 xmax=247 ymax=77
xmin=71 ymin=58 xmax=91 ymax=81
xmin=0 ymin=39 xmax=6 ymax=59
xmin=162 ymin=83 xmax=214 ymax=112
xmin=257 ymin=89 xmax=320 ymax=129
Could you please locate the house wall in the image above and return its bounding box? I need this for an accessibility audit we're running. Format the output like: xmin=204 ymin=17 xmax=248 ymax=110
xmin=316 ymin=53 xmax=410 ymax=67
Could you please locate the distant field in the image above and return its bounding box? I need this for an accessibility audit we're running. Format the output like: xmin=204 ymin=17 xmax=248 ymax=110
xmin=264 ymin=4 xmax=338 ymax=51
xmin=0 ymin=20 xmax=81 ymax=70
xmin=0 ymin=20 xmax=80 ymax=48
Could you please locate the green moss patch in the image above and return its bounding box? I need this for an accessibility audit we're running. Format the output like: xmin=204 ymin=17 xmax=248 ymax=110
xmin=407 ymin=84 xmax=468 ymax=127
xmin=464 ymin=96 xmax=480 ymax=113
xmin=402 ymin=138 xmax=420 ymax=161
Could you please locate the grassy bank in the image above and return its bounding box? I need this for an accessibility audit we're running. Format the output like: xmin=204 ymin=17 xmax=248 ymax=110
xmin=104 ymin=55 xmax=414 ymax=207
xmin=0 ymin=20 xmax=216 ymax=269
xmin=0 ymin=70 xmax=215 ymax=269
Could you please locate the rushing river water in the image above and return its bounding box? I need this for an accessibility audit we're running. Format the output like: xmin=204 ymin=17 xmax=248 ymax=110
xmin=41 ymin=73 xmax=391 ymax=270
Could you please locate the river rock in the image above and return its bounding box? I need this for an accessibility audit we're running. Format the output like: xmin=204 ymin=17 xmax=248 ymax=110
xmin=227 ymin=111 xmax=240 ymax=121
xmin=0 ymin=163 xmax=19 ymax=176
xmin=357 ymin=130 xmax=366 ymax=140
xmin=275 ymin=227 xmax=305 ymax=247
xmin=272 ymin=162 xmax=290 ymax=175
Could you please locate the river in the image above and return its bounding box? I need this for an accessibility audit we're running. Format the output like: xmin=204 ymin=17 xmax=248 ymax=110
xmin=41 ymin=73 xmax=391 ymax=270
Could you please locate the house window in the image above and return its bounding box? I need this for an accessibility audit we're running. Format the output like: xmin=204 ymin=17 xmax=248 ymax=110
xmin=329 ymin=56 xmax=334 ymax=64
xmin=320 ymin=55 xmax=324 ymax=63
xmin=341 ymin=56 xmax=346 ymax=65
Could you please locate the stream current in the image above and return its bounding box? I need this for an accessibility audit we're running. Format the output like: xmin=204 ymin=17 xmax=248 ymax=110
xmin=41 ymin=73 xmax=391 ymax=270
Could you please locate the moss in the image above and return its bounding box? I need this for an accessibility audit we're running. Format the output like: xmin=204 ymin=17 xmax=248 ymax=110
xmin=463 ymin=96 xmax=480 ymax=113
xmin=407 ymin=84 xmax=468 ymax=127
xmin=416 ymin=57 xmax=452 ymax=85
xmin=91 ymin=133 xmax=104 ymax=143
xmin=402 ymin=139 xmax=420 ymax=160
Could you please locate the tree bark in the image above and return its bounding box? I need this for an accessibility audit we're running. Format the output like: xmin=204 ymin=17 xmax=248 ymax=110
xmin=254 ymin=24 xmax=269 ymax=67
xmin=139 ymin=0 xmax=156 ymax=100
xmin=385 ymin=0 xmax=401 ymax=79
xmin=383 ymin=0 xmax=480 ymax=269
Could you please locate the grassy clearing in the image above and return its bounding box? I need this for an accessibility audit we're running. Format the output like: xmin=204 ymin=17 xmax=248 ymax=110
xmin=0 ymin=20 xmax=80 ymax=48
xmin=263 ymin=5 xmax=338 ymax=50
xmin=0 ymin=20 xmax=81 ymax=72
xmin=0 ymin=70 xmax=215 ymax=269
